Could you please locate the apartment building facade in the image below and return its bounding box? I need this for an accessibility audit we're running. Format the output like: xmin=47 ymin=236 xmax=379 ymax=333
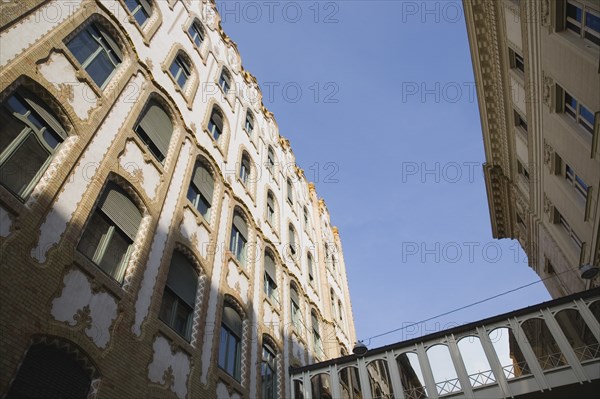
xmin=0 ymin=1 xmax=356 ymax=398
xmin=464 ymin=0 xmax=600 ymax=298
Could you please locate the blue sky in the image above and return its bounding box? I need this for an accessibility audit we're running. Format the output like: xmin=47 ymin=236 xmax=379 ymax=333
xmin=217 ymin=0 xmax=551 ymax=347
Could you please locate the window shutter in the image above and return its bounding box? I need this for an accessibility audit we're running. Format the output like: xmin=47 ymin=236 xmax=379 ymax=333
xmin=166 ymin=251 xmax=198 ymax=307
xmin=212 ymin=110 xmax=223 ymax=130
xmin=267 ymin=194 xmax=274 ymax=210
xmin=312 ymin=312 xmax=319 ymax=333
xmin=264 ymin=254 xmax=276 ymax=284
xmin=223 ymin=305 xmax=242 ymax=336
xmin=98 ymin=27 xmax=123 ymax=62
xmin=138 ymin=102 xmax=173 ymax=159
xmin=290 ymin=286 xmax=299 ymax=304
xmin=233 ymin=214 xmax=248 ymax=239
xmin=100 ymin=184 xmax=142 ymax=240
xmin=193 ymin=163 xmax=214 ymax=204
xmin=139 ymin=0 xmax=153 ymax=16
xmin=289 ymin=226 xmax=296 ymax=247
xmin=21 ymin=92 xmax=67 ymax=140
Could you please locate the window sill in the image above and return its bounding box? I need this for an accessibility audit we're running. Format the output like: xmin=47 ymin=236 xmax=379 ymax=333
xmin=205 ymin=128 xmax=226 ymax=158
xmin=236 ymin=177 xmax=255 ymax=203
xmin=157 ymin=323 xmax=194 ymax=354
xmin=183 ymin=202 xmax=212 ymax=233
xmin=555 ymin=113 xmax=594 ymax=150
xmin=263 ymin=295 xmax=281 ymax=313
xmin=217 ymin=84 xmax=235 ymax=111
xmin=217 ymin=370 xmax=245 ymax=394
xmin=265 ymin=218 xmax=279 ymax=240
xmin=555 ymin=30 xmax=599 ymax=66
xmin=73 ymin=252 xmax=126 ymax=300
xmin=227 ymin=251 xmax=250 ymax=279
xmin=127 ymin=136 xmax=166 ymax=174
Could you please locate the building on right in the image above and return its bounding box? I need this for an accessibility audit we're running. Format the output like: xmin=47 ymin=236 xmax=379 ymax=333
xmin=464 ymin=0 xmax=600 ymax=298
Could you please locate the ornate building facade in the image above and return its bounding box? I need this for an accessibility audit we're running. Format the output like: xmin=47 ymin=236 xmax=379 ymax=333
xmin=464 ymin=0 xmax=600 ymax=298
xmin=0 ymin=1 xmax=356 ymax=398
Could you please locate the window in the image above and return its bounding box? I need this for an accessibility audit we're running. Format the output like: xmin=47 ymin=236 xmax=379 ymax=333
xmin=288 ymin=224 xmax=297 ymax=256
xmin=135 ymin=100 xmax=173 ymax=163
xmin=338 ymin=300 xmax=343 ymax=322
xmin=514 ymin=110 xmax=528 ymax=132
xmin=267 ymin=146 xmax=275 ymax=174
xmin=509 ymin=48 xmax=525 ymax=73
xmin=219 ymin=304 xmax=242 ymax=381
xmin=565 ymin=0 xmax=600 ymax=47
xmin=240 ymin=153 xmax=250 ymax=186
xmin=561 ymin=87 xmax=595 ymax=134
xmin=219 ymin=69 xmax=231 ymax=93
xmin=264 ymin=252 xmax=278 ymax=303
xmin=245 ymin=111 xmax=254 ymax=136
xmin=77 ymin=183 xmax=142 ymax=282
xmin=287 ymin=178 xmax=293 ymax=204
xmin=169 ymin=54 xmax=191 ymax=89
xmin=332 ymin=254 xmax=337 ymax=273
xmin=565 ymin=164 xmax=589 ymax=200
xmin=330 ymin=289 xmax=337 ymax=319
xmin=187 ymin=19 xmax=204 ymax=47
xmin=230 ymin=213 xmax=248 ymax=266
xmin=517 ymin=160 xmax=530 ymax=182
xmin=261 ymin=343 xmax=277 ymax=399
xmin=307 ymin=252 xmax=315 ymax=285
xmin=558 ymin=210 xmax=583 ymax=250
xmin=159 ymin=251 xmax=198 ymax=341
xmin=266 ymin=191 xmax=275 ymax=225
xmin=303 ymin=206 xmax=310 ymax=230
xmin=311 ymin=311 xmax=323 ymax=356
xmin=0 ymin=90 xmax=67 ymax=199
xmin=187 ymin=161 xmax=213 ymax=219
xmin=124 ymin=0 xmax=152 ymax=27
xmin=290 ymin=284 xmax=302 ymax=332
xmin=208 ymin=107 xmax=224 ymax=141
xmin=66 ymin=22 xmax=122 ymax=89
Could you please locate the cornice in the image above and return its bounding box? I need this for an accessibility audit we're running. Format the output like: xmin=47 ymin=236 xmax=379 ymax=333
xmin=464 ymin=0 xmax=514 ymax=238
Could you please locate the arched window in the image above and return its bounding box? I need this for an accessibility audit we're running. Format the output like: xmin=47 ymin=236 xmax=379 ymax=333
xmin=286 ymin=178 xmax=294 ymax=204
xmin=230 ymin=212 xmax=248 ymax=266
xmin=266 ymin=191 xmax=275 ymax=225
xmin=0 ymin=89 xmax=67 ymax=199
xmin=307 ymin=252 xmax=315 ymax=285
xmin=77 ymin=182 xmax=142 ymax=283
xmin=187 ymin=160 xmax=213 ymax=219
xmin=219 ymin=68 xmax=232 ymax=93
xmin=288 ymin=224 xmax=297 ymax=256
xmin=135 ymin=99 xmax=173 ymax=163
xmin=208 ymin=106 xmax=224 ymax=142
xmin=159 ymin=250 xmax=198 ymax=341
xmin=8 ymin=341 xmax=94 ymax=398
xmin=338 ymin=300 xmax=344 ymax=322
xmin=239 ymin=152 xmax=251 ymax=186
xmin=219 ymin=304 xmax=243 ymax=381
xmin=267 ymin=146 xmax=275 ymax=174
xmin=262 ymin=340 xmax=278 ymax=399
xmin=290 ymin=283 xmax=302 ymax=332
xmin=264 ymin=251 xmax=278 ymax=303
xmin=187 ymin=19 xmax=204 ymax=47
xmin=66 ymin=22 xmax=123 ymax=89
xmin=169 ymin=53 xmax=191 ymax=89
xmin=311 ymin=310 xmax=323 ymax=356
xmin=125 ymin=0 xmax=152 ymax=27
xmin=245 ymin=111 xmax=254 ymax=136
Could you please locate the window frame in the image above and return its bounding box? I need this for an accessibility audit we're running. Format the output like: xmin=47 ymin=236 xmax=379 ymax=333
xmin=124 ymin=0 xmax=152 ymax=27
xmin=565 ymin=0 xmax=600 ymax=48
xmin=158 ymin=251 xmax=199 ymax=341
xmin=65 ymin=22 xmax=122 ymax=90
xmin=218 ymin=305 xmax=243 ymax=381
xmin=219 ymin=69 xmax=232 ymax=94
xmin=261 ymin=343 xmax=278 ymax=399
xmin=559 ymin=85 xmax=595 ymax=135
xmin=0 ymin=90 xmax=67 ymax=200
xmin=169 ymin=54 xmax=191 ymax=89
xmin=187 ymin=19 xmax=205 ymax=48
xmin=564 ymin=163 xmax=589 ymax=200
xmin=208 ymin=107 xmax=224 ymax=142
xmin=187 ymin=161 xmax=214 ymax=220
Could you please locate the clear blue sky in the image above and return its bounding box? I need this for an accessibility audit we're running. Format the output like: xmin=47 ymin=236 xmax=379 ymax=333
xmin=217 ymin=0 xmax=550 ymax=347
